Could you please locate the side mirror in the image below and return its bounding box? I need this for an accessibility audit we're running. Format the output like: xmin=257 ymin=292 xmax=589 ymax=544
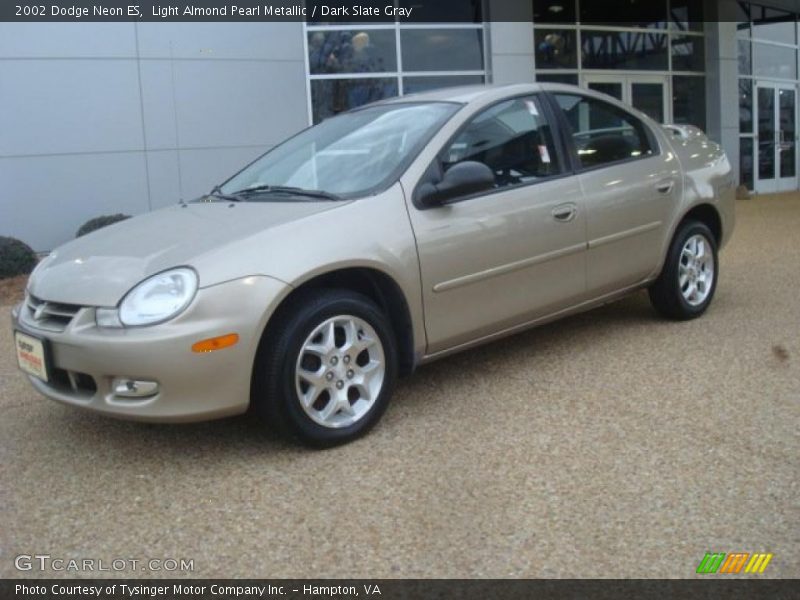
xmin=417 ymin=161 xmax=495 ymax=207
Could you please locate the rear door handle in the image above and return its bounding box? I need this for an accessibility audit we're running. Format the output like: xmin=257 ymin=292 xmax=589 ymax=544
xmin=656 ymin=180 xmax=675 ymax=195
xmin=552 ymin=203 xmax=577 ymax=223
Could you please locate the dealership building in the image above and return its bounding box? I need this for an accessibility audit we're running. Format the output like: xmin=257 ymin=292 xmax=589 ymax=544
xmin=1 ymin=0 xmax=798 ymax=250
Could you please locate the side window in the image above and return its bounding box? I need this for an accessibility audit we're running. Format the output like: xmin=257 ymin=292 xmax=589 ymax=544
xmin=441 ymin=95 xmax=562 ymax=189
xmin=553 ymin=93 xmax=654 ymax=169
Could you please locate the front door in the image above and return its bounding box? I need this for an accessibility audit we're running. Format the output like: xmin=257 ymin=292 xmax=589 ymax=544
xmin=755 ymin=83 xmax=798 ymax=194
xmin=582 ymin=74 xmax=670 ymax=124
xmin=406 ymin=94 xmax=587 ymax=354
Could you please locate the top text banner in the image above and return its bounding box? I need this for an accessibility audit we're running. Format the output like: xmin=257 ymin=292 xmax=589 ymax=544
xmin=1 ymin=0 xmax=747 ymax=23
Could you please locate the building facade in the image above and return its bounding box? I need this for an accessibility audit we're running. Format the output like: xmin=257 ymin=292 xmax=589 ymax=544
xmin=1 ymin=0 xmax=798 ymax=250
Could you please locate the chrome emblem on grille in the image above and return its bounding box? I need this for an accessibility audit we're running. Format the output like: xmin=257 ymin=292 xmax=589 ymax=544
xmin=33 ymin=303 xmax=46 ymax=321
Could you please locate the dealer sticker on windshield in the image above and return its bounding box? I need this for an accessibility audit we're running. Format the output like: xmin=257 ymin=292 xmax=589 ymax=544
xmin=15 ymin=331 xmax=49 ymax=382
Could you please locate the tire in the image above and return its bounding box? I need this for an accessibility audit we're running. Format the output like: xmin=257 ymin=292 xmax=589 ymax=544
xmin=649 ymin=220 xmax=718 ymax=320
xmin=252 ymin=289 xmax=397 ymax=447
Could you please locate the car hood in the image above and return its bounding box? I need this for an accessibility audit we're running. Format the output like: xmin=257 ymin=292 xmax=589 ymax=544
xmin=28 ymin=200 xmax=347 ymax=306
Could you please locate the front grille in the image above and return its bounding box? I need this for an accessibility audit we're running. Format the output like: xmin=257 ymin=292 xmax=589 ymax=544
xmin=22 ymin=294 xmax=82 ymax=332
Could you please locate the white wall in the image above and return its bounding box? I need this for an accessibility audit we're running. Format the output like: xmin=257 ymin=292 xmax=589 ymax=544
xmin=0 ymin=22 xmax=309 ymax=251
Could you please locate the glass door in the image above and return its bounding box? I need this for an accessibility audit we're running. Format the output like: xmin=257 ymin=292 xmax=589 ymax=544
xmin=585 ymin=76 xmax=624 ymax=102
xmin=582 ymin=74 xmax=669 ymax=124
xmin=630 ymin=80 xmax=666 ymax=124
xmin=755 ymin=83 xmax=798 ymax=194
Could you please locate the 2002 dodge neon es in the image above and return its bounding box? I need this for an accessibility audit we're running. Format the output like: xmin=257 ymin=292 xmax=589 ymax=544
xmin=12 ymin=84 xmax=735 ymax=446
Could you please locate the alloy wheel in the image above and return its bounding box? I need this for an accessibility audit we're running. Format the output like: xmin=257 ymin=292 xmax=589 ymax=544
xmin=294 ymin=315 xmax=386 ymax=428
xmin=678 ymin=233 xmax=715 ymax=306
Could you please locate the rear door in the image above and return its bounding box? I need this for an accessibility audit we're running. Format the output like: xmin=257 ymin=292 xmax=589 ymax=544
xmin=549 ymin=91 xmax=680 ymax=296
xmin=406 ymin=94 xmax=587 ymax=354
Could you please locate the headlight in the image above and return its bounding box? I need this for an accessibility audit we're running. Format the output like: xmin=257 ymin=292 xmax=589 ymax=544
xmin=114 ymin=268 xmax=198 ymax=327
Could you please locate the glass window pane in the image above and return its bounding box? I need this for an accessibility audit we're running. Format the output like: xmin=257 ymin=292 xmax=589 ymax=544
xmin=671 ymin=35 xmax=705 ymax=72
xmin=581 ymin=30 xmax=668 ymax=70
xmin=738 ymin=39 xmax=751 ymax=76
xmin=758 ymin=87 xmax=775 ymax=180
xmin=632 ymin=82 xmax=665 ymax=123
xmin=553 ymin=93 xmax=654 ymax=168
xmin=779 ymin=88 xmax=796 ymax=178
xmin=740 ymin=79 xmax=753 ymax=134
xmin=532 ymin=0 xmax=576 ymax=24
xmin=740 ymin=137 xmax=754 ymax=190
xmin=403 ymin=75 xmax=484 ymax=94
xmin=672 ymin=76 xmax=706 ymax=130
xmin=535 ymin=73 xmax=578 ymax=85
xmin=308 ymin=30 xmax=397 ymax=75
xmin=400 ymin=29 xmax=484 ymax=71
xmin=442 ymin=96 xmax=563 ymax=187
xmin=754 ymin=42 xmax=797 ymax=80
xmin=399 ymin=0 xmax=482 ymax=23
xmin=579 ymin=0 xmax=667 ymax=29
xmin=752 ymin=7 xmax=795 ymax=44
xmin=587 ymin=82 xmax=624 ymax=101
xmin=535 ymin=29 xmax=577 ymax=69
xmin=669 ymin=0 xmax=703 ymax=32
xmin=311 ymin=78 xmax=398 ymax=123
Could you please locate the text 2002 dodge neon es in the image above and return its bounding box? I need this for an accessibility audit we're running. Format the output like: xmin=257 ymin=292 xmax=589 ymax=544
xmin=12 ymin=84 xmax=735 ymax=446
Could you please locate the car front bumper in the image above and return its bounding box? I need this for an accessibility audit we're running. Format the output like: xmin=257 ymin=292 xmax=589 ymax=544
xmin=11 ymin=275 xmax=289 ymax=422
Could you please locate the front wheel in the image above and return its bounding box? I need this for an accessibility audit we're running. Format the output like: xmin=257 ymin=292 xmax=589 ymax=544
xmin=649 ymin=220 xmax=719 ymax=320
xmin=253 ymin=289 xmax=397 ymax=447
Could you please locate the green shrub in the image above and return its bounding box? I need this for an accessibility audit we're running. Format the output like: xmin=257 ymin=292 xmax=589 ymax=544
xmin=76 ymin=214 xmax=131 ymax=238
xmin=0 ymin=236 xmax=38 ymax=279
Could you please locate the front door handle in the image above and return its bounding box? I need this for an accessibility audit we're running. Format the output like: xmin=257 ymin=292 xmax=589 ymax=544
xmin=656 ymin=180 xmax=675 ymax=195
xmin=552 ymin=203 xmax=577 ymax=223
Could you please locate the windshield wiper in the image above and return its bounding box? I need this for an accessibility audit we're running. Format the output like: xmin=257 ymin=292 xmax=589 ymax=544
xmin=207 ymin=185 xmax=243 ymax=202
xmin=230 ymin=185 xmax=341 ymax=201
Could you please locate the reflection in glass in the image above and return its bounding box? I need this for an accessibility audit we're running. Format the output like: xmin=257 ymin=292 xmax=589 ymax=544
xmin=554 ymin=94 xmax=654 ymax=168
xmin=535 ymin=73 xmax=578 ymax=85
xmin=740 ymin=137 xmax=754 ymax=190
xmin=669 ymin=0 xmax=703 ymax=32
xmin=400 ymin=29 xmax=484 ymax=71
xmin=632 ymin=83 xmax=664 ymax=123
xmin=532 ymin=0 xmax=576 ymax=24
xmin=739 ymin=79 xmax=753 ymax=134
xmin=579 ymin=0 xmax=667 ymax=28
xmin=223 ymin=102 xmax=458 ymax=197
xmin=673 ymin=76 xmax=706 ymax=130
xmin=307 ymin=30 xmax=397 ymax=75
xmin=535 ymin=29 xmax=577 ymax=69
xmin=399 ymin=0 xmax=482 ymax=23
xmin=735 ymin=1 xmax=750 ymax=38
xmin=587 ymin=82 xmax=623 ymax=101
xmin=751 ymin=7 xmax=795 ymax=44
xmin=779 ymin=89 xmax=796 ymax=178
xmin=738 ymin=39 xmax=751 ymax=76
xmin=754 ymin=42 xmax=797 ymax=80
xmin=671 ymin=35 xmax=704 ymax=72
xmin=581 ymin=30 xmax=668 ymax=70
xmin=402 ymin=75 xmax=484 ymax=94
xmin=758 ymin=87 xmax=775 ymax=180
xmin=311 ymin=78 xmax=398 ymax=123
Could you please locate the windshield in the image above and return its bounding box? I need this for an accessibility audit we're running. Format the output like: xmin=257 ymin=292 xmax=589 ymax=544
xmin=220 ymin=102 xmax=459 ymax=198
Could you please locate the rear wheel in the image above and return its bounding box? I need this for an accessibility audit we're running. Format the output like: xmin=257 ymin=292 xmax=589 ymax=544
xmin=253 ymin=289 xmax=397 ymax=447
xmin=649 ymin=220 xmax=718 ymax=320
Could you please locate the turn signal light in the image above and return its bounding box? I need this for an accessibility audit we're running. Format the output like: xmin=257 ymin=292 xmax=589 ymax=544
xmin=192 ymin=333 xmax=239 ymax=353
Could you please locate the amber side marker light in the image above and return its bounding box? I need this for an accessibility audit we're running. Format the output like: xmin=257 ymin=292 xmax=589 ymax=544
xmin=192 ymin=333 xmax=239 ymax=353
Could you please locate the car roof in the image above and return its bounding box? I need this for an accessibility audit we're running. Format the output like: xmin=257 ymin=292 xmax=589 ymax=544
xmin=376 ymin=82 xmax=583 ymax=106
